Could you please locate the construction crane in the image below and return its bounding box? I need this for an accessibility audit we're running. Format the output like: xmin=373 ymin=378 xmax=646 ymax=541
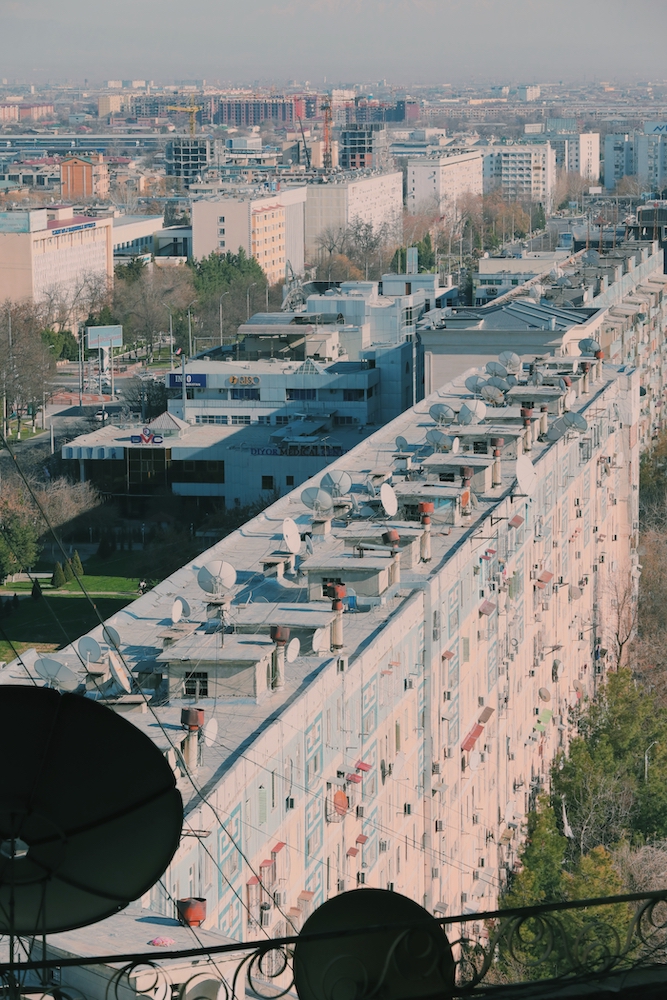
xmin=297 ymin=116 xmax=311 ymax=169
xmin=167 ymin=104 xmax=202 ymax=136
xmin=320 ymin=100 xmax=333 ymax=172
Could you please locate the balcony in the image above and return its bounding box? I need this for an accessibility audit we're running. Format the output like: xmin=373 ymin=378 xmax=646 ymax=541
xmin=3 ymin=890 xmax=667 ymax=1000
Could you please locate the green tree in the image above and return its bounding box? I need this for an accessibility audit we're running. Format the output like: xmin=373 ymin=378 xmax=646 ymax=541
xmin=503 ymin=796 xmax=567 ymax=908
xmin=0 ymin=516 xmax=40 ymax=580
xmin=63 ymin=559 xmax=74 ymax=582
xmin=71 ymin=550 xmax=84 ymax=576
xmin=51 ymin=562 xmax=66 ymax=588
xmin=41 ymin=328 xmax=79 ymax=361
xmin=31 ymin=578 xmax=42 ymax=600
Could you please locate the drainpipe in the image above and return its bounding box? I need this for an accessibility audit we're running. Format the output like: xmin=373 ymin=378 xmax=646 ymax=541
xmin=419 ymin=502 xmax=434 ymax=562
xmin=270 ymin=625 xmax=290 ymax=690
xmin=595 ymin=349 xmax=604 ymax=381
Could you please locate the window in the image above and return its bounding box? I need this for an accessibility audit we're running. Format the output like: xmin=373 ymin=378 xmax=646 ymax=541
xmin=218 ymin=240 xmax=226 ymax=248
xmin=262 ymin=475 xmax=274 ymax=491
xmin=334 ymin=415 xmax=356 ymax=425
xmin=184 ymin=671 xmax=208 ymax=697
xmin=218 ymin=216 xmax=225 ymax=223
xmin=286 ymin=388 xmax=316 ymax=401
xmin=231 ymin=415 xmax=251 ymax=425
xmin=343 ymin=389 xmax=364 ymax=402
xmin=231 ymin=387 xmax=260 ymax=400
xmin=286 ymin=475 xmax=294 ymax=486
xmin=275 ymin=415 xmax=290 ymax=425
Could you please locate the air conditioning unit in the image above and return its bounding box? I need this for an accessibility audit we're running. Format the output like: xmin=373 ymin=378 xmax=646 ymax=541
xmin=431 ymin=868 xmax=440 ymax=879
xmin=432 ymin=762 xmax=441 ymax=775
xmin=461 ymin=892 xmax=468 ymax=904
xmin=576 ymin=509 xmax=583 ymax=518
xmin=435 ymin=820 xmax=444 ymax=832
xmin=404 ymin=678 xmax=414 ymax=690
xmin=379 ymin=840 xmax=388 ymax=852
xmin=387 ymin=882 xmax=395 ymax=891
xmin=356 ymin=872 xmax=365 ymax=885
xmin=472 ymin=870 xmax=479 ymax=880
xmin=273 ymin=891 xmax=285 ymax=907
xmin=356 ymin=805 xmax=364 ymax=818
xmin=285 ymin=797 xmax=295 ymax=810
xmin=472 ymin=813 xmax=480 ymax=825
xmin=337 ymin=879 xmax=346 ymax=892
xmin=404 ymin=803 xmax=412 ymax=815
xmin=337 ymin=656 xmax=348 ymax=673
xmin=529 ymin=669 xmax=535 ymax=677
xmin=443 ymin=690 xmax=451 ymax=701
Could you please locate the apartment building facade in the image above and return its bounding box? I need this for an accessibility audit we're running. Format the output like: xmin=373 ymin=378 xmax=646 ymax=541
xmin=407 ymin=150 xmax=484 ymax=216
xmin=304 ymin=172 xmax=403 ymax=262
xmin=60 ymin=154 xmax=110 ymax=200
xmin=483 ymin=144 xmax=557 ymax=209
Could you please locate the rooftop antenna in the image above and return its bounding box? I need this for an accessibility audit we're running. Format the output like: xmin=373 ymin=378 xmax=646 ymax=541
xmin=562 ymin=411 xmax=589 ymax=433
xmin=429 ymin=402 xmax=456 ymax=425
xmin=78 ymin=636 xmax=102 ymax=671
xmin=282 ymin=517 xmax=302 ymax=555
xmin=486 ymin=360 xmax=508 ymax=378
xmin=102 ymin=624 xmax=121 ymax=650
xmin=395 ymin=435 xmax=408 ymax=453
xmin=481 ymin=385 xmax=506 ymax=406
xmin=498 ymin=350 xmax=521 ymax=373
xmin=203 ymin=718 xmax=219 ymax=747
xmin=311 ymin=627 xmax=328 ymax=654
xmin=197 ymin=560 xmax=237 ymax=596
xmin=465 ymin=375 xmax=487 ymax=396
xmin=286 ymin=637 xmax=301 ymax=662
xmin=458 ymin=400 xmax=487 ymax=425
xmin=108 ymin=650 xmax=132 ymax=694
xmin=170 ymin=596 xmax=191 ymax=624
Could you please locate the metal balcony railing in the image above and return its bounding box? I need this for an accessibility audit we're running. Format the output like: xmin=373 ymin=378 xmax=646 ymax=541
xmin=1 ymin=890 xmax=667 ymax=1000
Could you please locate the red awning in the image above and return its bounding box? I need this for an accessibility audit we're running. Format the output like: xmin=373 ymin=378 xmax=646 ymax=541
xmin=538 ymin=571 xmax=554 ymax=583
xmin=485 ymin=549 xmax=497 ymax=555
xmin=356 ymin=834 xmax=368 ymax=844
xmin=461 ymin=723 xmax=484 ymax=752
xmin=346 ymin=846 xmax=359 ymax=857
xmin=479 ymin=600 xmax=496 ymax=616
xmin=246 ymin=876 xmax=259 ymax=886
xmin=355 ymin=760 xmax=371 ymax=772
xmin=260 ymin=859 xmax=273 ymax=869
xmin=271 ymin=842 xmax=286 ymax=854
xmin=346 ymin=773 xmax=362 ymax=783
xmin=442 ymin=650 xmax=455 ymax=660
xmin=509 ymin=514 xmax=524 ymax=529
xmin=478 ymin=706 xmax=494 ymax=724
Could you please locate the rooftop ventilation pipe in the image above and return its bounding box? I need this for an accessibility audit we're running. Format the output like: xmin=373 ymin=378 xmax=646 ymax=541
xmin=419 ymin=502 xmax=434 ymax=563
xmin=270 ymin=625 xmax=290 ymax=690
xmin=581 ymin=362 xmax=590 ymax=394
xmin=181 ymin=707 xmax=204 ymax=772
xmin=490 ymin=438 xmax=504 ymax=487
xmin=383 ymin=528 xmax=402 ymax=584
xmin=177 ymin=897 xmax=207 ymax=927
xmin=595 ymin=349 xmax=604 ymax=380
xmin=540 ymin=406 xmax=549 ymax=436
xmin=520 ymin=406 xmax=533 ymax=453
xmin=325 ymin=583 xmax=346 ymax=650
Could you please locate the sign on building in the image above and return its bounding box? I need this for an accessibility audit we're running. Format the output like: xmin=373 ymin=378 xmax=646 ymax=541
xmin=168 ymin=373 xmax=207 ymax=388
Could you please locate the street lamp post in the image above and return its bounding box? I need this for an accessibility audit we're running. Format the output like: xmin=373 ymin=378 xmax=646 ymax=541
xmin=246 ymin=282 xmax=257 ymax=321
xmin=186 ymin=299 xmax=197 ymax=358
xmin=219 ymin=291 xmax=230 ymax=347
xmin=165 ymin=307 xmax=174 ymax=370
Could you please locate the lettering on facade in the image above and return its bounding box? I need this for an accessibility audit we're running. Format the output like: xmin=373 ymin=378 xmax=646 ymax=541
xmin=228 ymin=375 xmax=261 ymax=386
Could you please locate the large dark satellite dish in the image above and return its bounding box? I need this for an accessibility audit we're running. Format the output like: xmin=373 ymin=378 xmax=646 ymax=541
xmin=294 ymin=889 xmax=455 ymax=1000
xmin=0 ymin=686 xmax=182 ymax=935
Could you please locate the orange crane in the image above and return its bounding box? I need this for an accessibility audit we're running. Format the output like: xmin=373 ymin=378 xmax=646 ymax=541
xmin=167 ymin=103 xmax=202 ymax=136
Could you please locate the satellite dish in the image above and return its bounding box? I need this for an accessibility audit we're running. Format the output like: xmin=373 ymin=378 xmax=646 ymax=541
xmin=499 ymin=351 xmax=521 ymax=373
xmin=573 ymin=678 xmax=583 ymax=694
xmin=108 ymin=650 xmax=132 ymax=694
xmin=506 ymin=374 xmax=518 ymax=387
xmin=487 ymin=375 xmax=511 ymax=392
xmin=395 ymin=435 xmax=408 ymax=453
xmin=553 ymin=659 xmax=565 ymax=680
xmin=569 ymin=584 xmax=583 ymax=601
xmin=582 ymin=249 xmax=600 ymax=265
xmin=0 ymin=686 xmax=182 ymax=935
xmin=359 ymin=505 xmax=376 ymax=518
xmin=469 ymin=750 xmax=481 ymax=771
xmin=286 ymin=637 xmax=301 ymax=663
xmin=546 ymin=417 xmax=568 ymax=442
xmin=539 ymin=687 xmax=551 ymax=702
xmin=426 ymin=428 xmax=450 ymax=450
xmin=182 ymin=977 xmax=226 ymax=1000
xmin=305 ymin=535 xmax=314 ymax=555
xmin=559 ymin=378 xmax=568 ymax=391
xmin=171 ymin=596 xmax=191 ymax=624
xmin=465 ymin=375 xmax=487 ymax=395
xmin=515 ymin=455 xmax=537 ymax=496
xmin=451 ymin=436 xmax=460 ymax=455
xmin=311 ymin=628 xmax=328 ymax=654
xmin=301 ymin=487 xmax=334 ymax=514
xmin=486 ymin=361 xmax=508 ymax=378
xmin=197 ymin=560 xmax=237 ymax=595
xmin=504 ymin=800 xmax=516 ymax=824
xmin=294 ymin=890 xmax=455 ymax=1000
xmin=429 ymin=402 xmax=456 ymax=424
xmin=578 ymin=337 xmax=601 ymax=354
xmin=203 ymin=718 xmax=218 ymax=748
xmin=102 ymin=624 xmax=121 ymax=650
xmin=78 ymin=636 xmax=101 ymax=664
xmin=458 ymin=400 xmax=486 ymax=425
xmin=321 ymin=470 xmax=352 ymax=497
xmin=530 ymin=370 xmax=544 ymax=386
xmin=563 ymin=412 xmax=588 ymax=433
xmin=481 ymin=385 xmax=505 ymax=406
xmin=35 ymin=657 xmax=80 ymax=692
xmin=282 ymin=517 xmax=302 ymax=555
xmin=380 ymin=483 xmax=398 ymax=517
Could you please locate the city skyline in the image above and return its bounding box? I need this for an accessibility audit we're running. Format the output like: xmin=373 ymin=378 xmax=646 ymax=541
xmin=1 ymin=0 xmax=666 ymax=84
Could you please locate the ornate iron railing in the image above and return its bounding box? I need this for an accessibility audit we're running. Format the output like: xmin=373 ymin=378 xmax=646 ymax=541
xmin=1 ymin=890 xmax=667 ymax=1000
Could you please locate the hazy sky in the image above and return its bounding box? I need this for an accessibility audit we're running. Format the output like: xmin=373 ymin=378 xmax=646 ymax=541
xmin=1 ymin=0 xmax=666 ymax=86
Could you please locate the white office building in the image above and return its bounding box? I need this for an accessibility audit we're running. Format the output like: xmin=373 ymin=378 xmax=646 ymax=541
xmin=406 ymin=150 xmax=484 ymax=217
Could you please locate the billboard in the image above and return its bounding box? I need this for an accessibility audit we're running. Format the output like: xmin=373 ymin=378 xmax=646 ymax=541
xmin=168 ymin=373 xmax=207 ymax=388
xmin=87 ymin=325 xmax=123 ymax=349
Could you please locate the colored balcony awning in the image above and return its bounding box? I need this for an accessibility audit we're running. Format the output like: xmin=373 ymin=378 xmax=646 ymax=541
xmin=462 ymin=723 xmax=484 ymax=752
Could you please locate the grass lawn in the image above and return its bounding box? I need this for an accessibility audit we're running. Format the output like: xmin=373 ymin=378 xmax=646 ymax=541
xmin=0 ymin=594 xmax=135 ymax=662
